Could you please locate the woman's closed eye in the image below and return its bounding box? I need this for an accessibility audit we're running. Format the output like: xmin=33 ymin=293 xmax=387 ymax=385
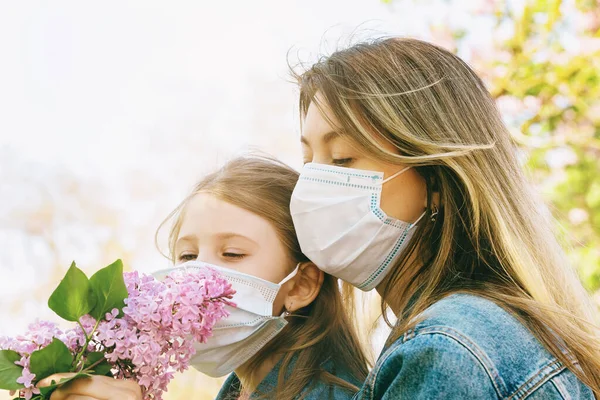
xmin=332 ymin=157 xmax=354 ymax=166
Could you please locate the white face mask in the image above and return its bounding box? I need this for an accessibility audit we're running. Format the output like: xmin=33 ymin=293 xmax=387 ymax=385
xmin=290 ymin=163 xmax=425 ymax=291
xmin=152 ymin=261 xmax=298 ymax=377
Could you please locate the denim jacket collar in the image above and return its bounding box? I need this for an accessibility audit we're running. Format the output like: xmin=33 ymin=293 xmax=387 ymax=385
xmin=216 ymin=355 xmax=360 ymax=400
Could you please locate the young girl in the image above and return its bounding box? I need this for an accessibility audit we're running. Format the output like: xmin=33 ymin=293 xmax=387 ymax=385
xmin=40 ymin=155 xmax=368 ymax=400
xmin=290 ymin=37 xmax=600 ymax=398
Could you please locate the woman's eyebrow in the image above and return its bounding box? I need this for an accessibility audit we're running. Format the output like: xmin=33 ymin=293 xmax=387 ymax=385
xmin=300 ymin=130 xmax=342 ymax=147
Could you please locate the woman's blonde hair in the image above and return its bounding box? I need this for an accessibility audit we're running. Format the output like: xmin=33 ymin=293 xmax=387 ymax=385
xmin=294 ymin=37 xmax=600 ymax=394
xmin=156 ymin=155 xmax=369 ymax=400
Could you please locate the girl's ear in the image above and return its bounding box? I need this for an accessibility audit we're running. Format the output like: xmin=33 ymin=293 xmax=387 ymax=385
xmin=284 ymin=262 xmax=324 ymax=313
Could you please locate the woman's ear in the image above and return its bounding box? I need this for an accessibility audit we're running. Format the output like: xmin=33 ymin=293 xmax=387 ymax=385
xmin=284 ymin=262 xmax=324 ymax=313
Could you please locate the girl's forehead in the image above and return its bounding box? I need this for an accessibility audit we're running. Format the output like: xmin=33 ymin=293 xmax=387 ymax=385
xmin=178 ymin=193 xmax=278 ymax=244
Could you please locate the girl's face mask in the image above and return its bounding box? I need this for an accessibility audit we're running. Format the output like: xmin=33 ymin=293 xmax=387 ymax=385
xmin=153 ymin=261 xmax=299 ymax=377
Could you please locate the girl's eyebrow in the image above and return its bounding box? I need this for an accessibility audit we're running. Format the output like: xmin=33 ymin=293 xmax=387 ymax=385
xmin=215 ymin=232 xmax=259 ymax=247
xmin=175 ymin=234 xmax=197 ymax=246
xmin=175 ymin=232 xmax=259 ymax=248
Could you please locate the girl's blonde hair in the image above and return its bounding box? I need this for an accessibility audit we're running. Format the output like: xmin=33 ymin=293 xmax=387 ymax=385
xmin=157 ymin=155 xmax=369 ymax=400
xmin=294 ymin=37 xmax=600 ymax=394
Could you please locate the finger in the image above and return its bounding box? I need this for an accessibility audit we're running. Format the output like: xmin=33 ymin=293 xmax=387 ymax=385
xmin=49 ymin=375 xmax=141 ymax=400
xmin=49 ymin=377 xmax=107 ymax=400
xmin=37 ymin=373 xmax=78 ymax=388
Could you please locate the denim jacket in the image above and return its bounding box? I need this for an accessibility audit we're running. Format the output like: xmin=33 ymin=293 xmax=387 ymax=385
xmin=215 ymin=356 xmax=362 ymax=399
xmin=354 ymin=293 xmax=594 ymax=399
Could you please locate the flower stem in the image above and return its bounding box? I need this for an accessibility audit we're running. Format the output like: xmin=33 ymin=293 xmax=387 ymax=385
xmin=72 ymin=318 xmax=101 ymax=370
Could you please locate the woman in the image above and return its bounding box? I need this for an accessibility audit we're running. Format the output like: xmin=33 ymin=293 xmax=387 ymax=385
xmin=39 ymin=155 xmax=368 ymax=399
xmin=290 ymin=37 xmax=599 ymax=398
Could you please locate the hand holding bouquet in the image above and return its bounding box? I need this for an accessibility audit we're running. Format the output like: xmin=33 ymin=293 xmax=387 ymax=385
xmin=0 ymin=260 xmax=235 ymax=400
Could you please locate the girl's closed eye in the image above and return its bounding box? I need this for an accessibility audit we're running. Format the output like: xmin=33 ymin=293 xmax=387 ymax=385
xmin=178 ymin=253 xmax=197 ymax=262
xmin=222 ymin=250 xmax=247 ymax=260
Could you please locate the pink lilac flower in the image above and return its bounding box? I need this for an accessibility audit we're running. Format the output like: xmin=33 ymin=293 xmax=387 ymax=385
xmin=1 ymin=267 xmax=234 ymax=400
xmin=16 ymin=367 xmax=35 ymax=387
xmin=18 ymin=386 xmax=41 ymax=400
xmin=0 ymin=320 xmax=73 ymax=399
xmin=89 ymin=268 xmax=234 ymax=399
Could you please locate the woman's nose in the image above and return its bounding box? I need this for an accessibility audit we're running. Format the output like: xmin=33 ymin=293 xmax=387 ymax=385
xmin=311 ymin=153 xmax=331 ymax=165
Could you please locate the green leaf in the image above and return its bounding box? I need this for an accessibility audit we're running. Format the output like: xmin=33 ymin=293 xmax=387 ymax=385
xmin=48 ymin=262 xmax=97 ymax=322
xmin=29 ymin=338 xmax=74 ymax=381
xmin=89 ymin=259 xmax=128 ymax=320
xmin=83 ymin=352 xmax=112 ymax=376
xmin=0 ymin=349 xmax=25 ymax=391
xmin=92 ymin=362 xmax=113 ymax=376
xmin=38 ymin=373 xmax=91 ymax=397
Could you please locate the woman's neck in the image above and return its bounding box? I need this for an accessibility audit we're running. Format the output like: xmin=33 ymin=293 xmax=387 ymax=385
xmin=376 ymin=277 xmax=401 ymax=316
xmin=376 ymin=246 xmax=425 ymax=316
xmin=235 ymin=353 xmax=282 ymax=395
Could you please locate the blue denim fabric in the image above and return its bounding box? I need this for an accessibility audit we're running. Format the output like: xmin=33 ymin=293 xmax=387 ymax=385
xmin=354 ymin=293 xmax=594 ymax=399
xmin=215 ymin=356 xmax=361 ymax=399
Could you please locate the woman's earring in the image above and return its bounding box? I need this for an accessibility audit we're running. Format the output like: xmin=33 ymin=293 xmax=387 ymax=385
xmin=284 ymin=302 xmax=294 ymax=317
xmin=430 ymin=204 xmax=439 ymax=223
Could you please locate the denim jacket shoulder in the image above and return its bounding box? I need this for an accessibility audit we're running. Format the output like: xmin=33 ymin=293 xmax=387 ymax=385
xmin=354 ymin=293 xmax=594 ymax=400
xmin=216 ymin=356 xmax=361 ymax=399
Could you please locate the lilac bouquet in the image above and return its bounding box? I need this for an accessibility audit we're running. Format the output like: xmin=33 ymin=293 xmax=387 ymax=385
xmin=0 ymin=260 xmax=235 ymax=400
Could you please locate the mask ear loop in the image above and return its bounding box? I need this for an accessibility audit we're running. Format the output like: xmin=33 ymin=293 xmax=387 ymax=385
xmin=410 ymin=211 xmax=427 ymax=227
xmin=382 ymin=166 xmax=430 ymax=228
xmin=279 ymin=263 xmax=302 ymax=318
xmin=279 ymin=263 xmax=301 ymax=285
xmin=382 ymin=166 xmax=412 ymax=184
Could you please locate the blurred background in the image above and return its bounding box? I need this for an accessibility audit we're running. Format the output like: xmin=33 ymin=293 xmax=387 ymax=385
xmin=0 ymin=0 xmax=598 ymax=398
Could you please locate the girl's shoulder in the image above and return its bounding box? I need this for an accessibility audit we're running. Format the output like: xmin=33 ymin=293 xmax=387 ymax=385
xmin=304 ymin=357 xmax=363 ymax=400
xmin=278 ymin=357 xmax=363 ymax=400
xmin=354 ymin=293 xmax=594 ymax=400
xmin=215 ymin=357 xmax=361 ymax=400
